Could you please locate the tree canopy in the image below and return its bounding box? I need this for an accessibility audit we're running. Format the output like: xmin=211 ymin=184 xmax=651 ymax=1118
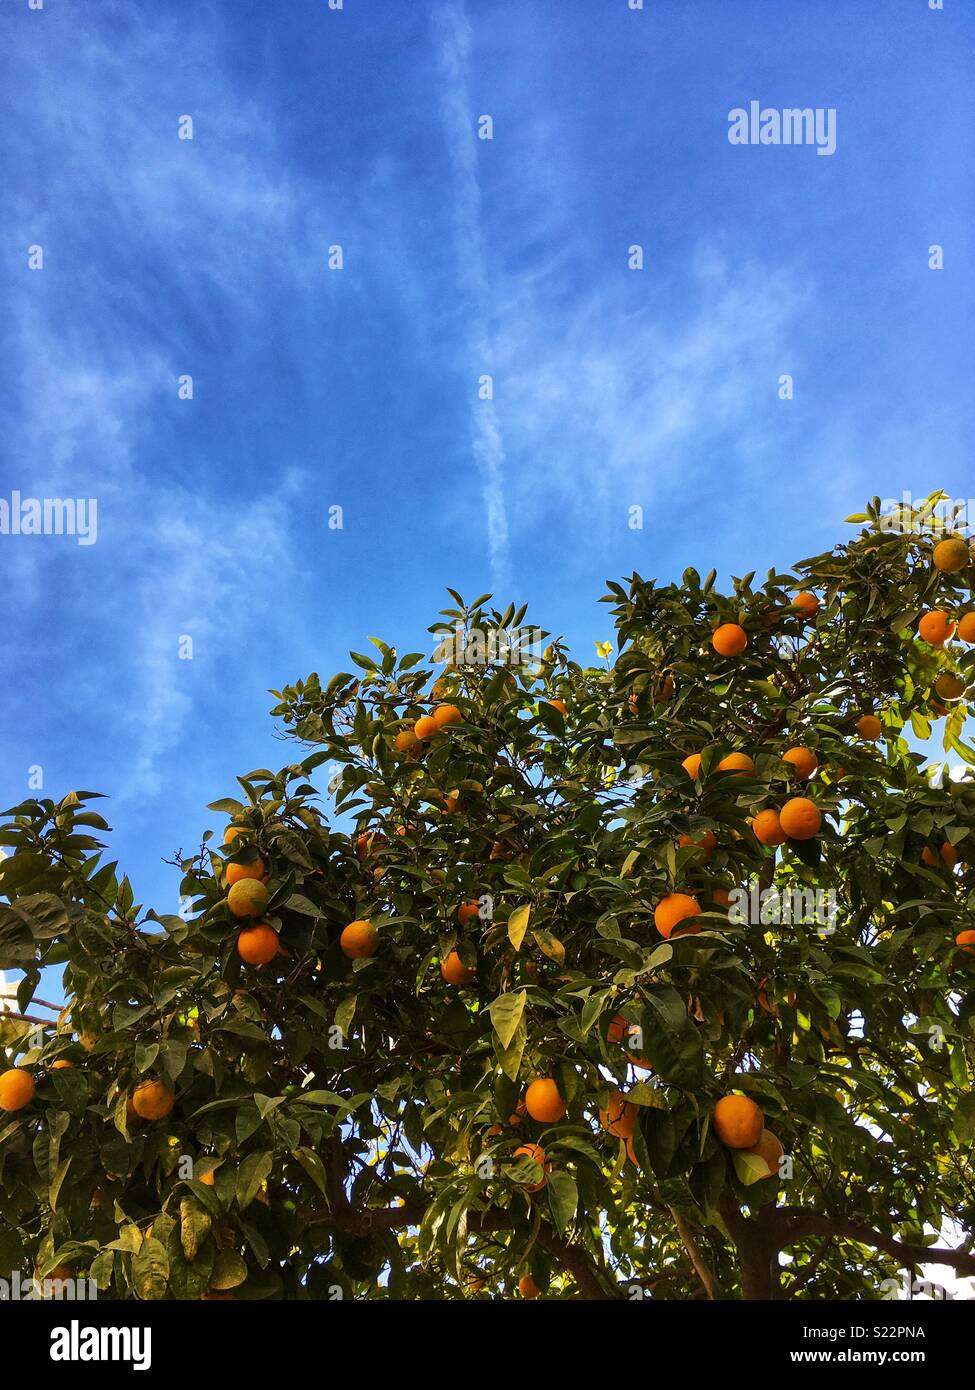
xmin=2 ymin=494 xmax=975 ymax=1301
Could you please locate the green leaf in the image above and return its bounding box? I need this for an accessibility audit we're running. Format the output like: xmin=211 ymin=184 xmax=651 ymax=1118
xmin=292 ymin=1147 xmax=328 ymax=1195
xmin=131 ymin=1236 xmax=169 ymax=1300
xmin=236 ymin=1152 xmax=273 ymax=1210
xmin=488 ymin=990 xmax=527 ymax=1049
xmin=546 ymin=1171 xmax=578 ymax=1233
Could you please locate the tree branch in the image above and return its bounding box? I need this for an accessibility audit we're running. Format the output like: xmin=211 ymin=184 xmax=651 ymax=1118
xmin=774 ymin=1208 xmax=975 ymax=1278
xmin=670 ymin=1206 xmax=715 ymax=1299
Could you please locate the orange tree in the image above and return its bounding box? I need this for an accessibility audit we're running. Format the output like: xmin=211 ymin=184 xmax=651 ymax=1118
xmin=2 ymin=494 xmax=975 ymax=1301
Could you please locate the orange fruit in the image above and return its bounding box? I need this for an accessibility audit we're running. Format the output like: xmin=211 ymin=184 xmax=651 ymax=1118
xmin=355 ymin=832 xmax=381 ymax=860
xmin=918 ymin=610 xmax=955 ymax=646
xmin=782 ymin=746 xmax=818 ymax=780
xmin=779 ymin=797 xmax=822 ymax=841
xmin=524 ymin=1078 xmax=566 ymax=1123
xmin=457 ymin=900 xmax=481 ymax=927
xmin=678 ymin=829 xmax=716 ymax=862
xmin=746 ymin=1129 xmax=784 ymax=1179
xmin=200 ymin=1169 xmax=216 ymax=1186
xmin=624 ymin=1134 xmax=641 ymax=1169
xmin=711 ymin=887 xmax=732 ymax=906
xmin=935 ymin=673 xmax=966 ymax=701
xmin=393 ymin=728 xmax=423 ymax=755
xmin=441 ymin=950 xmax=475 ymax=986
xmin=856 ymin=714 xmax=882 ymax=740
xmin=792 ymin=592 xmax=819 ymax=618
xmin=413 ymin=715 xmax=439 ymax=741
xmin=340 ymin=919 xmax=379 ymax=959
xmin=226 ymin=857 xmax=267 ymax=886
xmin=547 ymin=698 xmax=567 ymax=716
xmin=0 ymin=1069 xmax=36 ymax=1112
xmin=711 ymin=623 xmax=748 ymax=657
xmin=713 ymin=1094 xmax=763 ymax=1149
xmin=922 ymin=842 xmax=958 ymax=869
xmin=955 ymin=930 xmax=975 ymax=954
xmin=223 ymin=825 xmax=249 ymax=846
xmin=131 ymin=1080 xmax=175 ymax=1121
xmin=682 ymin=752 xmax=703 ymax=779
xmin=227 ymin=878 xmax=269 ymax=919
xmin=433 ymin=703 xmax=463 ymax=729
xmin=50 ymin=1059 xmax=74 ymax=1070
xmin=933 ymin=537 xmax=970 ymax=573
xmin=518 ymin=1273 xmax=540 ymax=1298
xmin=958 ymin=612 xmax=975 ymax=643
xmin=513 ymin=1143 xmax=548 ymax=1192
xmin=717 ymin=752 xmax=755 ymax=776
xmin=599 ymin=1090 xmax=637 ymax=1139
xmin=237 ymin=923 xmax=280 ymax=966
xmin=752 ymin=808 xmax=787 ymax=847
xmin=653 ymin=892 xmax=701 ymax=939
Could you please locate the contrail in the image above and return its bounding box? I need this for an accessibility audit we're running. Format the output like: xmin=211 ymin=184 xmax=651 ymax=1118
xmin=435 ymin=0 xmax=512 ymax=589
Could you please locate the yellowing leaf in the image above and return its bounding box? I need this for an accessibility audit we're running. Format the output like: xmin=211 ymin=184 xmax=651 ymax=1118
xmin=507 ymin=905 xmax=531 ymax=951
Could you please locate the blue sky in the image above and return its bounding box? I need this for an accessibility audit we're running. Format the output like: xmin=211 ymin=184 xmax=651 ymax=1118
xmin=0 ymin=0 xmax=972 ymax=919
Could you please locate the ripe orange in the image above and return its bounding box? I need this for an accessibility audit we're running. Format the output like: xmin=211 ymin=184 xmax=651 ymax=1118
xmin=524 ymin=1078 xmax=566 ymax=1123
xmin=624 ymin=1134 xmax=641 ymax=1169
xmin=457 ymin=900 xmax=481 ymax=927
xmin=782 ymin=746 xmax=818 ymax=780
xmin=132 ymin=1080 xmax=175 ymax=1122
xmin=933 ymin=537 xmax=970 ymax=573
xmin=856 ymin=714 xmax=882 ymax=740
xmin=227 ymin=878 xmax=269 ymax=919
xmin=958 ymin=612 xmax=975 ymax=643
xmin=935 ymin=673 xmax=966 ymax=701
xmin=547 ymin=698 xmax=567 ymax=716
xmin=779 ymin=797 xmax=822 ymax=841
xmin=682 ymin=752 xmax=703 ymax=779
xmin=678 ymin=829 xmax=717 ymax=862
xmin=518 ymin=1273 xmax=540 ymax=1297
xmin=746 ymin=1129 xmax=784 ymax=1179
xmin=712 ymin=623 xmax=748 ymax=657
xmin=918 ymin=610 xmax=955 ymax=646
xmin=653 ymin=892 xmax=701 ymax=939
xmin=226 ymin=857 xmax=267 ymax=886
xmin=50 ymin=1059 xmax=74 ymax=1070
xmin=237 ymin=923 xmax=280 ymax=965
xmin=340 ymin=919 xmax=379 ymax=959
xmin=355 ymin=831 xmax=381 ymax=860
xmin=711 ymin=887 xmax=732 ymax=907
xmin=792 ymin=592 xmax=819 ymax=619
xmin=0 ymin=1069 xmax=36 ymax=1112
xmin=955 ymin=930 xmax=975 ymax=954
xmin=441 ymin=950 xmax=475 ymax=986
xmin=513 ymin=1143 xmax=548 ymax=1192
xmin=717 ymin=752 xmax=755 ymax=776
xmin=599 ymin=1090 xmax=637 ymax=1139
xmin=752 ymin=808 xmax=787 ymax=847
xmin=413 ymin=715 xmax=439 ymax=741
xmin=713 ymin=1094 xmax=763 ymax=1149
xmin=922 ymin=842 xmax=958 ymax=869
xmin=433 ymin=703 xmax=462 ymax=729
xmin=223 ymin=825 xmax=249 ymax=846
xmin=393 ymin=728 xmax=423 ymax=755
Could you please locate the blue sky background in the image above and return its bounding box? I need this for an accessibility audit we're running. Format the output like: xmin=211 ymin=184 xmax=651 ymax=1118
xmin=0 ymin=0 xmax=972 ymax=921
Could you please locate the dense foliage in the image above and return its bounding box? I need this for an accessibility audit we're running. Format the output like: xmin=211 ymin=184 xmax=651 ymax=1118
xmin=2 ymin=495 xmax=975 ymax=1300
